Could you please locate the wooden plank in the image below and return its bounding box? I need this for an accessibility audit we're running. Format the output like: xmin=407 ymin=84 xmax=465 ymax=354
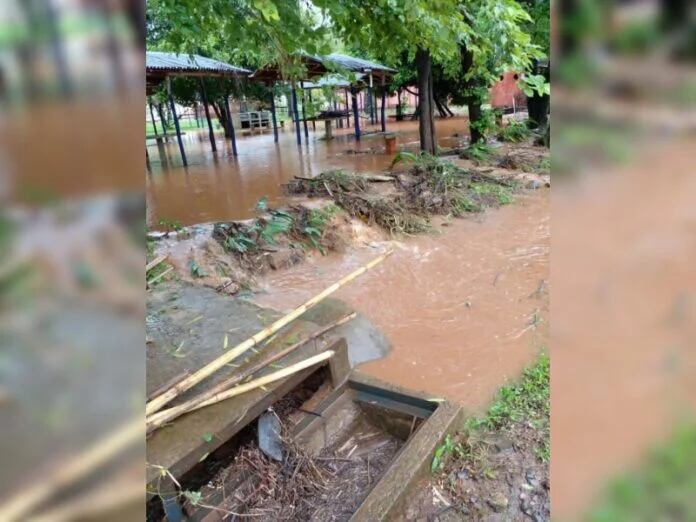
xmin=146 ymin=337 xmax=351 ymax=491
xmin=350 ymin=399 xmax=463 ymax=521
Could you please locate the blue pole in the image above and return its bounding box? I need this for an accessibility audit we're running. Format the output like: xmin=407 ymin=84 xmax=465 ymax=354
xmin=351 ymin=88 xmax=361 ymax=140
xmin=167 ymin=77 xmax=187 ymax=166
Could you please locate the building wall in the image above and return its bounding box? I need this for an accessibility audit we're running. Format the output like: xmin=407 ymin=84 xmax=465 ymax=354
xmin=490 ymin=71 xmax=527 ymax=109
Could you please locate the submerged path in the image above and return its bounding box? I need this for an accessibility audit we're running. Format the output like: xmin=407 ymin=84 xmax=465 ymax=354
xmin=254 ymin=189 xmax=549 ymax=411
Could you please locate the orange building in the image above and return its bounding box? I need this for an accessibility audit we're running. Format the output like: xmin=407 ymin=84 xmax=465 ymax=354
xmin=490 ymin=71 xmax=527 ymax=110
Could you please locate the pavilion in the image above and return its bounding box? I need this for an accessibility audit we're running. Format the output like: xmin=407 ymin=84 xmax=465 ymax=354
xmin=146 ymin=51 xmax=252 ymax=166
xmin=251 ymin=52 xmax=395 ymax=144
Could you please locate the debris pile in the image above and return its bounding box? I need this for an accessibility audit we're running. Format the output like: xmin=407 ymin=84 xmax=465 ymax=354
xmin=285 ymin=154 xmax=518 ymax=235
xmin=211 ymin=204 xmax=343 ymax=274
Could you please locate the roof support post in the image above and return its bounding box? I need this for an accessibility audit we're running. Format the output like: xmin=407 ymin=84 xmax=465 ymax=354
xmin=308 ymin=88 xmax=316 ymax=131
xmin=218 ymin=79 xmax=238 ymax=156
xmin=269 ymin=84 xmax=279 ymax=143
xmin=300 ymin=81 xmax=309 ymax=142
xmin=291 ymin=83 xmax=302 ymax=146
xmin=148 ymin=97 xmax=159 ymax=136
xmin=368 ymin=72 xmax=375 ymax=125
xmin=199 ymin=78 xmax=217 ymax=153
xmin=351 ymin=87 xmax=361 ymax=140
xmin=166 ymin=77 xmax=188 ymax=167
xmin=381 ymin=76 xmax=387 ymax=133
xmin=344 ymin=89 xmax=350 ymax=128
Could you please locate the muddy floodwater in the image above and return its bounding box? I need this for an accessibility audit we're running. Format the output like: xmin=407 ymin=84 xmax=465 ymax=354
xmin=146 ymin=117 xmax=470 ymax=227
xmin=253 ymin=190 xmax=549 ymax=411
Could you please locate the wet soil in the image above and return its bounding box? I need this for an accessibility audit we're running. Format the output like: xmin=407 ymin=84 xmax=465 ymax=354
xmin=399 ymin=426 xmax=549 ymax=522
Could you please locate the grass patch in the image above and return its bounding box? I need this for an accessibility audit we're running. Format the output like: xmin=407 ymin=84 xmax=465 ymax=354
xmin=432 ymin=352 xmax=550 ymax=473
xmin=460 ymin=142 xmax=495 ymax=164
xmin=497 ymin=120 xmax=532 ymax=143
xmin=469 ymin=353 xmax=549 ymax=432
xmin=588 ymin=424 xmax=696 ymax=521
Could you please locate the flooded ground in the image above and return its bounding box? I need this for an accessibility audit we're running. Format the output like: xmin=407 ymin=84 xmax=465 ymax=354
xmin=146 ymin=117 xmax=470 ymax=227
xmin=253 ymin=189 xmax=549 ymax=411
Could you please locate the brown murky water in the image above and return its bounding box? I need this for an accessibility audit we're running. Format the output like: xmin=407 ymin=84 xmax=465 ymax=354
xmin=146 ymin=118 xmax=468 ymax=227
xmin=253 ymin=190 xmax=549 ymax=411
xmin=552 ymin=138 xmax=696 ymax=519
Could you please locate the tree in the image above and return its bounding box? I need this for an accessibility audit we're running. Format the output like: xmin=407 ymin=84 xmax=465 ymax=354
xmin=458 ymin=0 xmax=545 ymax=142
xmin=518 ymin=0 xmax=550 ymax=129
xmin=146 ymin=0 xmax=332 ymax=75
xmin=314 ymin=0 xmax=467 ymax=154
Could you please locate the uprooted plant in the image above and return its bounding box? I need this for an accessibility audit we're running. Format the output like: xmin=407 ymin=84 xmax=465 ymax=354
xmin=393 ymin=152 xmax=517 ymax=215
xmin=212 ymin=204 xmax=343 ymax=272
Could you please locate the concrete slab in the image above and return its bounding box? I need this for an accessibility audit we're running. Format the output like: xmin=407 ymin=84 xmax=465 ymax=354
xmin=146 ymin=283 xmax=352 ymax=487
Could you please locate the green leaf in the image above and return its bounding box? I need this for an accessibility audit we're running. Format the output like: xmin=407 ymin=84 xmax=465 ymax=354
xmin=255 ymin=196 xmax=268 ymax=211
xmin=202 ymin=432 xmax=213 ymax=443
xmin=183 ymin=490 xmax=202 ymax=505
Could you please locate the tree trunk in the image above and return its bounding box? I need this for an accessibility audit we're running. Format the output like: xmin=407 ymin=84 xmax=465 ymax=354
xmin=395 ymin=87 xmax=404 ymax=121
xmin=434 ymin=98 xmax=448 ymax=118
xmin=157 ymin=103 xmax=169 ymax=132
xmin=467 ymin=101 xmax=484 ymax=143
xmin=416 ymin=49 xmax=436 ymax=154
xmin=526 ymin=61 xmax=550 ymax=130
xmin=460 ymin=47 xmax=484 ymax=144
xmin=214 ymin=101 xmax=231 ymax=138
xmin=286 ymin=92 xmax=295 ymax=120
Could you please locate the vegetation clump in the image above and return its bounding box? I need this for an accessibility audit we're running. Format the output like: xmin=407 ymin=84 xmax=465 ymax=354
xmin=588 ymin=424 xmax=696 ymax=521
xmin=394 ymin=152 xmax=516 ymax=215
xmin=497 ymin=119 xmax=533 ymax=142
xmin=459 ymin=142 xmax=495 ymax=164
xmin=286 ymin=155 xmax=517 ymax=236
xmin=212 ymin=205 xmax=342 ymax=272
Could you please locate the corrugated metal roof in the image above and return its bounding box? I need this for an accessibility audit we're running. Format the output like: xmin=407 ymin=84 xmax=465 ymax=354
xmin=301 ymin=74 xmax=363 ymax=89
xmin=146 ymin=51 xmax=251 ymax=75
xmin=324 ymin=54 xmax=396 ymax=73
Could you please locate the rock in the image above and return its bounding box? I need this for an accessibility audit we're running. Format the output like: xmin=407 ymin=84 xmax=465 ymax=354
xmin=525 ymin=469 xmax=541 ymax=488
xmin=266 ymin=249 xmax=303 ymax=270
xmin=457 ymin=470 xmax=470 ymax=481
xmin=492 ymin=436 xmax=514 ymax=452
xmin=526 ymin=179 xmax=541 ymax=190
xmin=258 ymin=412 xmax=284 ymax=461
xmin=487 ymin=492 xmax=509 ymax=513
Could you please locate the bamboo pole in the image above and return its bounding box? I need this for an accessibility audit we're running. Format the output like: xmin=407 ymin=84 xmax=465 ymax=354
xmin=0 ymin=417 xmax=142 ymax=521
xmin=149 ymin=351 xmax=335 ymax=429
xmin=147 ymin=313 xmax=356 ymax=432
xmin=146 ymin=251 xmax=391 ymax=416
xmin=146 ymin=254 xmax=167 ymax=273
xmin=146 ymin=266 xmax=173 ymax=287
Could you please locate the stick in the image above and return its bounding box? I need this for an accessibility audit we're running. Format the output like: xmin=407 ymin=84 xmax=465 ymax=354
xmin=147 ymin=313 xmax=357 ymax=431
xmin=148 ymin=351 xmax=334 ymax=428
xmin=146 ymin=254 xmax=167 ymax=273
xmin=147 ymin=371 xmax=190 ymax=402
xmin=146 ymin=251 xmax=391 ymax=416
xmin=0 ymin=418 xmax=142 ymax=521
xmin=146 ymin=266 xmax=173 ymax=287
